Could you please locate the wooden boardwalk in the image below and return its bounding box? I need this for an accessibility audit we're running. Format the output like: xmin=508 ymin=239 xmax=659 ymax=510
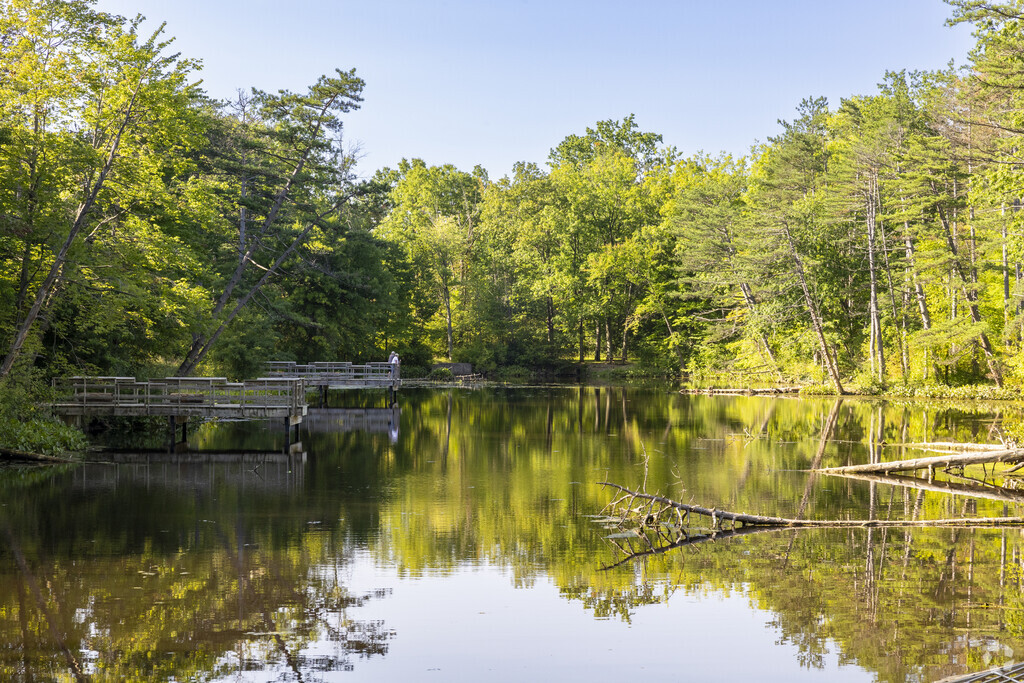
xmin=265 ymin=361 xmax=400 ymax=390
xmin=52 ymin=376 xmax=308 ymax=421
xmin=50 ymin=362 xmax=400 ymax=451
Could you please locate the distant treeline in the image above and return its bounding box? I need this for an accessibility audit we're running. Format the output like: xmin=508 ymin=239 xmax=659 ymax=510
xmin=6 ymin=1 xmax=1024 ymax=392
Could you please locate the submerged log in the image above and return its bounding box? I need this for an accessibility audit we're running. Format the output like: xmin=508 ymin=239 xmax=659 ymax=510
xmin=0 ymin=447 xmax=80 ymax=464
xmin=814 ymin=448 xmax=1024 ymax=476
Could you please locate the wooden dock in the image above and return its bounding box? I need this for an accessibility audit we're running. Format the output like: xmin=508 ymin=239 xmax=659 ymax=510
xmin=52 ymin=376 xmax=308 ymax=421
xmin=265 ymin=361 xmax=400 ymax=390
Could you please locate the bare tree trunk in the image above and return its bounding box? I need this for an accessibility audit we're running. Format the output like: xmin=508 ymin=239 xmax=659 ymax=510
xmin=937 ymin=206 xmax=1004 ymax=386
xmin=876 ymin=181 xmax=907 ymax=381
xmin=739 ymin=282 xmax=781 ymax=378
xmin=1003 ymin=211 xmax=1011 ymax=322
xmin=578 ymin=319 xmax=584 ymax=363
xmin=176 ymin=210 xmax=338 ymax=375
xmin=546 ymin=296 xmax=555 ymax=345
xmin=621 ymin=319 xmax=628 ymax=364
xmin=604 ymin=318 xmax=612 ymax=362
xmin=443 ymin=284 xmax=454 ymax=361
xmin=662 ymin=310 xmax=685 ymax=370
xmin=866 ymin=174 xmax=884 ymax=382
xmin=905 ymin=229 xmax=931 ymax=330
xmin=781 ymin=224 xmax=844 ymax=394
xmin=620 ymin=281 xmax=634 ymax=364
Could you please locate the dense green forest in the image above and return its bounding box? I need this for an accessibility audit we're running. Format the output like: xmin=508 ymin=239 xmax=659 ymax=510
xmin=7 ymin=0 xmax=1024 ymax=409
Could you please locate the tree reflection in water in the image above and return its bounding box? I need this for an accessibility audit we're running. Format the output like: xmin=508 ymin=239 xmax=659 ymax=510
xmin=2 ymin=389 xmax=1024 ymax=681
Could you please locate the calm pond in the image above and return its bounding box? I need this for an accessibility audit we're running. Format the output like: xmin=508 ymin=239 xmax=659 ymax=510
xmin=2 ymin=387 xmax=1023 ymax=681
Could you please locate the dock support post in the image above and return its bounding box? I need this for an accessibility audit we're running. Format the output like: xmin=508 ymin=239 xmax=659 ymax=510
xmin=168 ymin=416 xmax=188 ymax=452
xmin=283 ymin=415 xmax=302 ymax=454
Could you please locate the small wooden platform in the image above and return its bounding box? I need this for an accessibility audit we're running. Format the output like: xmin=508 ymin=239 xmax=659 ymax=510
xmin=52 ymin=376 xmax=308 ymax=421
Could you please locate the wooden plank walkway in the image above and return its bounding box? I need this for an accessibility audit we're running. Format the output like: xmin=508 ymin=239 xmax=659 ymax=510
xmin=52 ymin=376 xmax=308 ymax=421
xmin=265 ymin=361 xmax=400 ymax=390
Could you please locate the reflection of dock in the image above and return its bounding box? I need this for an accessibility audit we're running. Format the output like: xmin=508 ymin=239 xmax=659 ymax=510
xmin=303 ymin=407 xmax=400 ymax=436
xmin=71 ymin=453 xmax=306 ymax=494
xmin=98 ymin=450 xmax=306 ymax=465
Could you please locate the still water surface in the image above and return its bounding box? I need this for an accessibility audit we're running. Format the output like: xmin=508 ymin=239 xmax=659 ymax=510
xmin=1 ymin=387 xmax=1022 ymax=681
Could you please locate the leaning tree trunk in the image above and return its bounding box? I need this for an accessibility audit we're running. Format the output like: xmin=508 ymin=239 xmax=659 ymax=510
xmin=937 ymin=206 xmax=1004 ymax=387
xmin=876 ymin=187 xmax=907 ymax=381
xmin=865 ymin=174 xmax=884 ymax=382
xmin=781 ymin=224 xmax=845 ymax=394
xmin=739 ymin=282 xmax=781 ymax=379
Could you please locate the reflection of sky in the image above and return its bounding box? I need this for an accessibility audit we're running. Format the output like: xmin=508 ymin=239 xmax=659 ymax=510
xmin=337 ymin=559 xmax=870 ymax=682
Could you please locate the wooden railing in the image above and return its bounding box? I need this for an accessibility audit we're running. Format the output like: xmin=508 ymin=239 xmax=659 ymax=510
xmin=265 ymin=361 xmax=400 ymax=388
xmin=52 ymin=376 xmax=307 ymax=418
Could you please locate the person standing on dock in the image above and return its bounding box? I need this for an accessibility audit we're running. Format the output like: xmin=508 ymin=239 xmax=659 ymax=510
xmin=388 ymin=351 xmax=400 ymax=380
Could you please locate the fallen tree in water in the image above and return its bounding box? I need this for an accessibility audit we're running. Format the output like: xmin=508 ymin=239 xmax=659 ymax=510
xmin=0 ymin=447 xmax=80 ymax=464
xmin=813 ymin=448 xmax=1024 ymax=477
xmin=598 ymin=482 xmax=1024 ymax=530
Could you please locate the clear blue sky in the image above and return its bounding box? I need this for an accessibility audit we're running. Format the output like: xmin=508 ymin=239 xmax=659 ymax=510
xmin=92 ymin=0 xmax=976 ymax=180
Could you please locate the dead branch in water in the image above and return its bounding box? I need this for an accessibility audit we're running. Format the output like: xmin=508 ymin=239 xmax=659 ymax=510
xmin=599 ymin=525 xmax=791 ymax=571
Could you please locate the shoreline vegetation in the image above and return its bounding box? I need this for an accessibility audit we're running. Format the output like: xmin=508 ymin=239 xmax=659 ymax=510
xmin=12 ymin=355 xmax=1024 ymax=462
xmin=11 ymin=373 xmax=1024 ymax=464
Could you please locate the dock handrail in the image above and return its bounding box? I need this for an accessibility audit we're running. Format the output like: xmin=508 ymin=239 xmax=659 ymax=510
xmin=52 ymin=376 xmax=307 ymax=416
